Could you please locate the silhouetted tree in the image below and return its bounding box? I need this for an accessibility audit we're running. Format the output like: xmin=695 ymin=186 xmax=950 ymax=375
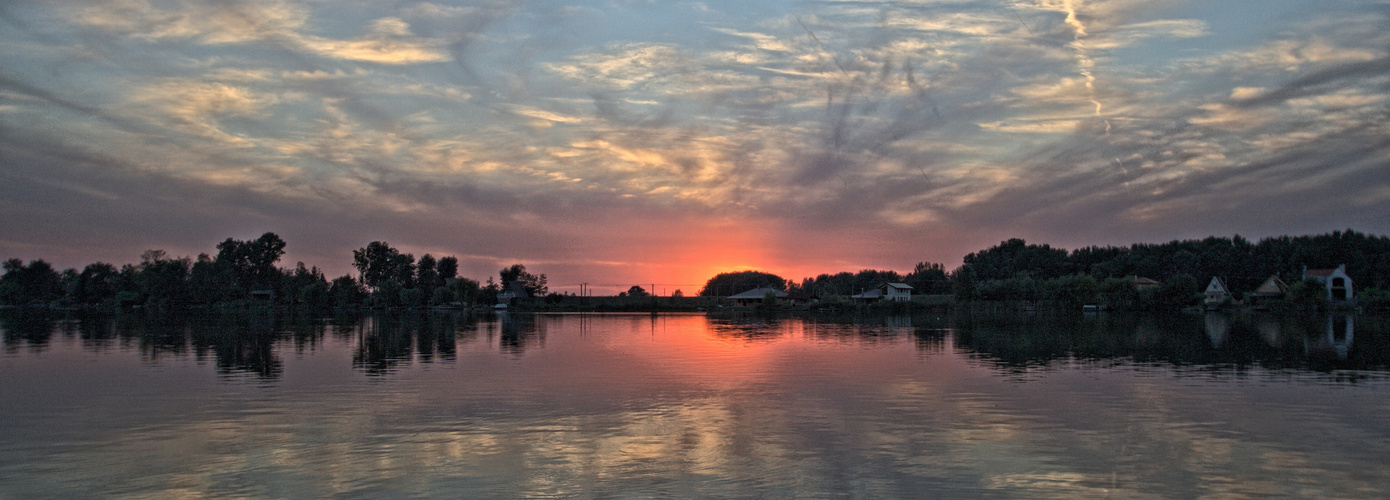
xmin=417 ymin=254 xmax=439 ymax=291
xmin=499 ymin=264 xmax=547 ymax=296
xmin=215 ymin=232 xmax=287 ymax=292
xmin=352 ymin=241 xmax=415 ymax=291
xmin=437 ymin=256 xmax=458 ymax=282
xmin=906 ymin=262 xmax=950 ymax=294
xmin=70 ymin=262 xmax=120 ymax=305
xmin=0 ymin=259 xmax=63 ymax=306
xmin=699 ymin=270 xmax=786 ymax=296
xmin=626 ymin=285 xmax=648 ymax=297
xmin=328 ymin=275 xmax=367 ymax=308
xmin=135 ymin=250 xmax=191 ymax=307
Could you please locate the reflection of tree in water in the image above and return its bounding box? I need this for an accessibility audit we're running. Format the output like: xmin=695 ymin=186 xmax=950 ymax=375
xmin=706 ymin=313 xmax=953 ymax=348
xmin=353 ymin=312 xmax=471 ymax=374
xmin=951 ymin=310 xmax=1390 ymax=375
xmin=708 ymin=314 xmax=787 ymax=342
xmin=493 ymin=312 xmax=544 ymax=356
xmin=1 ymin=308 xmax=61 ymax=352
xmin=188 ymin=312 xmax=286 ymax=379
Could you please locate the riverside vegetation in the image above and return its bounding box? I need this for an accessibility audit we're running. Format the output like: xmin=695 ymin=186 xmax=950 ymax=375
xmin=2 ymin=229 xmax=1389 ymax=312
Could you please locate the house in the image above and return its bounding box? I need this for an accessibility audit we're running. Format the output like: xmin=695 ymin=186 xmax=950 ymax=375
xmin=1203 ymin=277 xmax=1231 ymax=309
xmin=1304 ymin=264 xmax=1355 ymax=303
xmin=1132 ymin=276 xmax=1161 ymax=291
xmin=496 ymin=281 xmax=529 ymax=308
xmin=1247 ymin=275 xmax=1289 ymax=305
xmin=852 ymin=283 xmax=914 ymax=303
xmin=784 ymin=292 xmax=820 ymax=307
xmin=728 ymin=287 xmax=787 ymax=306
xmin=249 ymin=289 xmax=275 ymax=303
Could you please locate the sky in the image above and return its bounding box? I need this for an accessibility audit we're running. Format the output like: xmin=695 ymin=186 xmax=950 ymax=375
xmin=1 ymin=0 xmax=1388 ymax=294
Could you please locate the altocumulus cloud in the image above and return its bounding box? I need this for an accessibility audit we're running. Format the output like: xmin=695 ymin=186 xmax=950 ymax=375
xmin=0 ymin=0 xmax=1387 ymax=288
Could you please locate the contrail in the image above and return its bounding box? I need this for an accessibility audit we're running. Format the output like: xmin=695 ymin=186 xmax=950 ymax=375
xmin=1061 ymin=0 xmax=1108 ymax=133
xmin=796 ymin=16 xmax=848 ymax=76
xmin=1001 ymin=0 xmax=1034 ymax=35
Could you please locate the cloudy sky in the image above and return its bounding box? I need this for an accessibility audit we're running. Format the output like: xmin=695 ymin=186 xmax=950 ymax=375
xmin=2 ymin=0 xmax=1387 ymax=293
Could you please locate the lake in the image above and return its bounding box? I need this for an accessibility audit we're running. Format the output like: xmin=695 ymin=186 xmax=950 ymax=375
xmin=2 ymin=309 xmax=1389 ymax=498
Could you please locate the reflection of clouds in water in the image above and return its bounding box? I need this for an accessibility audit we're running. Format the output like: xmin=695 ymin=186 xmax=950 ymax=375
xmin=5 ymin=313 xmax=1390 ymax=497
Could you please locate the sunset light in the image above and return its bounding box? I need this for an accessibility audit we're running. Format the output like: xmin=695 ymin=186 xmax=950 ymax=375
xmin=2 ymin=0 xmax=1387 ymax=288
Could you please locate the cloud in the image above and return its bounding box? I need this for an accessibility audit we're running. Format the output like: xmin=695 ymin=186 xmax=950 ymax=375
xmin=2 ymin=0 xmax=1388 ymax=285
xmin=70 ymin=0 xmax=448 ymax=64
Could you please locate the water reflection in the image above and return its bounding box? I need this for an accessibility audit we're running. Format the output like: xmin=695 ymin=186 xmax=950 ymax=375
xmin=0 ymin=309 xmax=484 ymax=379
xmin=4 ymin=311 xmax=1390 ymax=498
xmin=4 ymin=309 xmax=1389 ymax=379
xmin=954 ymin=310 xmax=1389 ymax=375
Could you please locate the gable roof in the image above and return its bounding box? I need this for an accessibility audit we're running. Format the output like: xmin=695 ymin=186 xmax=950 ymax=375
xmin=852 ymin=288 xmax=884 ymax=299
xmin=1252 ymin=275 xmax=1288 ymax=296
xmin=885 ymin=282 xmax=914 ymax=290
xmin=729 ymin=287 xmax=788 ymax=300
xmin=1205 ymin=277 xmax=1229 ymax=294
xmin=1133 ymin=276 xmax=1161 ymax=286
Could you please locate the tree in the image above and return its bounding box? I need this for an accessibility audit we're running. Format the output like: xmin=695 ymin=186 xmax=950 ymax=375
xmin=71 ymin=262 xmax=120 ymax=305
xmin=499 ymin=264 xmax=547 ymax=296
xmin=952 ymin=265 xmax=977 ymax=301
xmin=447 ymin=277 xmax=481 ymax=305
xmin=135 ymin=250 xmax=191 ymax=306
xmin=906 ymin=262 xmax=950 ymax=294
xmin=215 ymin=232 xmax=287 ymax=292
xmin=1047 ymin=274 xmax=1099 ymax=308
xmin=328 ymin=275 xmax=366 ymax=308
xmin=352 ymin=241 xmax=415 ymax=291
xmin=963 ymin=238 xmax=1070 ymax=281
xmin=417 ymin=254 xmax=439 ymax=291
xmin=0 ymin=259 xmax=63 ymax=305
xmin=699 ymin=270 xmax=786 ymax=296
xmin=626 ymin=285 xmax=648 ymax=297
xmin=436 ymin=256 xmax=459 ymax=282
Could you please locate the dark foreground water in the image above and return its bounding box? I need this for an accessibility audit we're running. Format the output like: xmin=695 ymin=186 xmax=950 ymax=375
xmin=2 ymin=310 xmax=1389 ymax=498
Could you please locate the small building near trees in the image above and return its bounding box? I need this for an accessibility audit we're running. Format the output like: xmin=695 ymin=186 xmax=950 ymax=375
xmin=496 ymin=281 xmax=529 ymax=307
xmin=1247 ymin=275 xmax=1289 ymax=305
xmin=729 ymin=287 xmax=787 ymax=306
xmin=1132 ymin=276 xmax=1161 ymax=292
xmin=1204 ymin=277 xmax=1231 ymax=309
xmin=852 ymin=283 xmax=914 ymax=303
xmin=1304 ymin=265 xmax=1355 ymax=303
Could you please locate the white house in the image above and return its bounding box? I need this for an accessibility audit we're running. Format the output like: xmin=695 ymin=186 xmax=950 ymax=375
xmin=496 ymin=281 xmax=529 ymax=308
xmin=1304 ymin=264 xmax=1355 ymax=303
xmin=1204 ymin=277 xmax=1231 ymax=309
xmin=853 ymin=283 xmax=914 ymax=303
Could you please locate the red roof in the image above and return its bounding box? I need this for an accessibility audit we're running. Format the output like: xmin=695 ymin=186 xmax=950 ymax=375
xmin=1305 ymin=268 xmax=1336 ymax=277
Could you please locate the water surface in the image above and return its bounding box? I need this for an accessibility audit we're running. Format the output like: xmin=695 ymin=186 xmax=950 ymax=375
xmin=2 ymin=310 xmax=1388 ymax=498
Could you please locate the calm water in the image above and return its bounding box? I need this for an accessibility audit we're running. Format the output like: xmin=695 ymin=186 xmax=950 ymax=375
xmin=2 ymin=310 xmax=1389 ymax=498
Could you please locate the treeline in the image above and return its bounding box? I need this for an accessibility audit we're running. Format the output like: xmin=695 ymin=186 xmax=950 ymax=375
xmin=953 ymin=230 xmax=1390 ymax=308
xmin=698 ymin=263 xmax=951 ymax=298
xmin=0 ymin=233 xmax=548 ymax=310
xmin=697 ymin=229 xmax=1390 ymax=310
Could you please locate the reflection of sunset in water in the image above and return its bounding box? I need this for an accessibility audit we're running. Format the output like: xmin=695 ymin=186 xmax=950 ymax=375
xmin=2 ymin=312 xmax=1389 ymax=497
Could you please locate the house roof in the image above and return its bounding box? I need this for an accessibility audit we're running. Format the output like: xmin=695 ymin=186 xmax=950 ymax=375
xmin=885 ymin=282 xmax=914 ymax=290
xmin=1133 ymin=277 xmax=1161 ymax=285
xmin=1305 ymin=268 xmax=1336 ymax=277
xmin=1251 ymin=275 xmax=1288 ymax=296
xmin=729 ymin=287 xmax=788 ymax=300
xmin=852 ymin=289 xmax=884 ymax=299
xmin=1205 ymin=277 xmax=1229 ymax=293
xmin=498 ymin=281 xmax=529 ymax=298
